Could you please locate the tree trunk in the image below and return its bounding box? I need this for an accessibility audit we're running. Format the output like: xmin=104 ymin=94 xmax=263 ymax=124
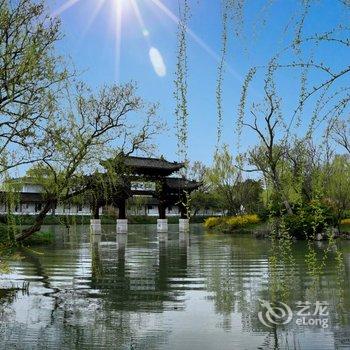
xmin=92 ymin=203 xmax=100 ymax=219
xmin=16 ymin=200 xmax=54 ymax=242
xmin=273 ymin=177 xmax=293 ymax=215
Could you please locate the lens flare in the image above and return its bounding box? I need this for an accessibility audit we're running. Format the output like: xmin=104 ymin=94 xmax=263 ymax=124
xmin=51 ymin=0 xmax=81 ymax=17
xmin=149 ymin=47 xmax=166 ymax=77
xmin=115 ymin=0 xmax=123 ymax=81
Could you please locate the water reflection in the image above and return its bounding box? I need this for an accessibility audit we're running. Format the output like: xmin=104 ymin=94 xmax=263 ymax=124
xmin=0 ymin=224 xmax=349 ymax=350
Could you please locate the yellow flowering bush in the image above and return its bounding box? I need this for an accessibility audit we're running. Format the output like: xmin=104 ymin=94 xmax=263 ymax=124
xmin=341 ymin=218 xmax=350 ymax=225
xmin=204 ymin=214 xmax=260 ymax=230
xmin=203 ymin=217 xmax=222 ymax=229
xmin=225 ymin=214 xmax=260 ymax=228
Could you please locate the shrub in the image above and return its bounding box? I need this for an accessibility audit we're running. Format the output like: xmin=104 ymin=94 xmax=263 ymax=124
xmin=225 ymin=214 xmax=260 ymax=228
xmin=204 ymin=214 xmax=260 ymax=231
xmin=282 ymin=201 xmax=337 ymax=239
xmin=204 ymin=217 xmax=223 ymax=229
xmin=341 ymin=218 xmax=350 ymax=225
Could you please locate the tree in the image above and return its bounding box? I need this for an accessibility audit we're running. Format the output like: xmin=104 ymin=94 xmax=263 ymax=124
xmin=331 ymin=119 xmax=350 ymax=155
xmin=325 ymin=155 xmax=350 ymax=229
xmin=188 ymin=161 xmax=207 ymax=184
xmin=0 ymin=0 xmax=68 ymax=175
xmin=206 ymin=145 xmax=242 ymax=215
xmin=190 ymin=191 xmax=222 ymax=216
xmin=16 ymin=82 xmax=162 ymax=241
xmin=234 ymin=179 xmax=264 ymax=215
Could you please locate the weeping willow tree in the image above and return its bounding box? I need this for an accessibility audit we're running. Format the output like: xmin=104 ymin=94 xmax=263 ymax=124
xmin=215 ymin=1 xmax=229 ymax=148
xmin=174 ymin=0 xmax=190 ymax=166
xmin=215 ymin=0 xmax=245 ymax=148
xmin=13 ymin=82 xmax=162 ymax=241
xmin=174 ymin=0 xmax=192 ymax=219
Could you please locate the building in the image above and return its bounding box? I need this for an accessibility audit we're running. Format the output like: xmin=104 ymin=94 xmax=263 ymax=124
xmin=0 ymin=178 xmax=92 ymax=216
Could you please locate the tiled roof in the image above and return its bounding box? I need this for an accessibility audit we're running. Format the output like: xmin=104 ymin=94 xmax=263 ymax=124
xmin=124 ymin=156 xmax=184 ymax=170
xmin=102 ymin=156 xmax=184 ymax=176
xmin=165 ymin=177 xmax=201 ymax=191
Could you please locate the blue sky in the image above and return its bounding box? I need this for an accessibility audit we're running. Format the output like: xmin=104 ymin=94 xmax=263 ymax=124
xmin=49 ymin=0 xmax=348 ymax=165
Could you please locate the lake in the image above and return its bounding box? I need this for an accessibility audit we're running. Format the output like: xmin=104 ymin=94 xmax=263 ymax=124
xmin=0 ymin=224 xmax=349 ymax=350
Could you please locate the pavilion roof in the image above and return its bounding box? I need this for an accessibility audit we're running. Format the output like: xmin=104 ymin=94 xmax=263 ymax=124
xmin=103 ymin=156 xmax=185 ymax=177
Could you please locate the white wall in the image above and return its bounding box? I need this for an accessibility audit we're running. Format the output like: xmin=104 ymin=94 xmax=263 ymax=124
xmin=0 ymin=203 xmax=91 ymax=216
xmin=21 ymin=184 xmax=43 ymax=193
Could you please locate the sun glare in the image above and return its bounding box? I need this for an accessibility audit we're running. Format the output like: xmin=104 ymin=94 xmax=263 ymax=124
xmin=51 ymin=0 xmax=238 ymax=80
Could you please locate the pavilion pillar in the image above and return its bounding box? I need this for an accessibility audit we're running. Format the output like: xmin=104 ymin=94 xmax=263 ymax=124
xmin=179 ymin=218 xmax=190 ymax=232
xmin=157 ymin=219 xmax=168 ymax=232
xmin=157 ymin=201 xmax=168 ymax=232
xmin=117 ymin=232 xmax=127 ymax=251
xmin=90 ymin=219 xmax=102 ymax=234
xmin=116 ymin=198 xmax=128 ymax=234
xmin=178 ymin=199 xmax=189 ymax=232
xmin=156 ymin=177 xmax=168 ymax=233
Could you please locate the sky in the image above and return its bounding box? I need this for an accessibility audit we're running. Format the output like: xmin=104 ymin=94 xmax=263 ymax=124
xmin=47 ymin=0 xmax=349 ymax=166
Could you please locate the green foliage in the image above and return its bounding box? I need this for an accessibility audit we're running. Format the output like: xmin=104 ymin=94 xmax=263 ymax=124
xmin=190 ymin=191 xmax=222 ymax=216
xmin=205 ymin=145 xmax=265 ymax=215
xmin=206 ymin=145 xmax=241 ymax=215
xmin=0 ymin=0 xmax=69 ymax=174
xmin=325 ymin=155 xmax=350 ymax=222
xmin=277 ymin=200 xmax=337 ymax=240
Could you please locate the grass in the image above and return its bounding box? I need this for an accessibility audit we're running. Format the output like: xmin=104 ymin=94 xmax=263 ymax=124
xmin=24 ymin=231 xmax=54 ymax=245
xmin=340 ymin=224 xmax=350 ymax=233
xmin=340 ymin=219 xmax=350 ymax=234
xmin=1 ymin=222 xmax=54 ymax=247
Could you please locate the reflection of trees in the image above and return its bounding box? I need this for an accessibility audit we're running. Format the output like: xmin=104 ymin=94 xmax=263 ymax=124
xmin=199 ymin=234 xmax=350 ymax=348
xmin=0 ymin=288 xmax=16 ymax=323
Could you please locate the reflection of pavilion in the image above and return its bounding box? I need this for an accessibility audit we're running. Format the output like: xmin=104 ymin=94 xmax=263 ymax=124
xmin=90 ymin=231 xmax=190 ymax=312
xmin=90 ymin=156 xmax=200 ymax=232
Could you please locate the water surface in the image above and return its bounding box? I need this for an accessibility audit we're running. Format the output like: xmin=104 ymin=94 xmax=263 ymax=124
xmin=0 ymin=224 xmax=349 ymax=349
